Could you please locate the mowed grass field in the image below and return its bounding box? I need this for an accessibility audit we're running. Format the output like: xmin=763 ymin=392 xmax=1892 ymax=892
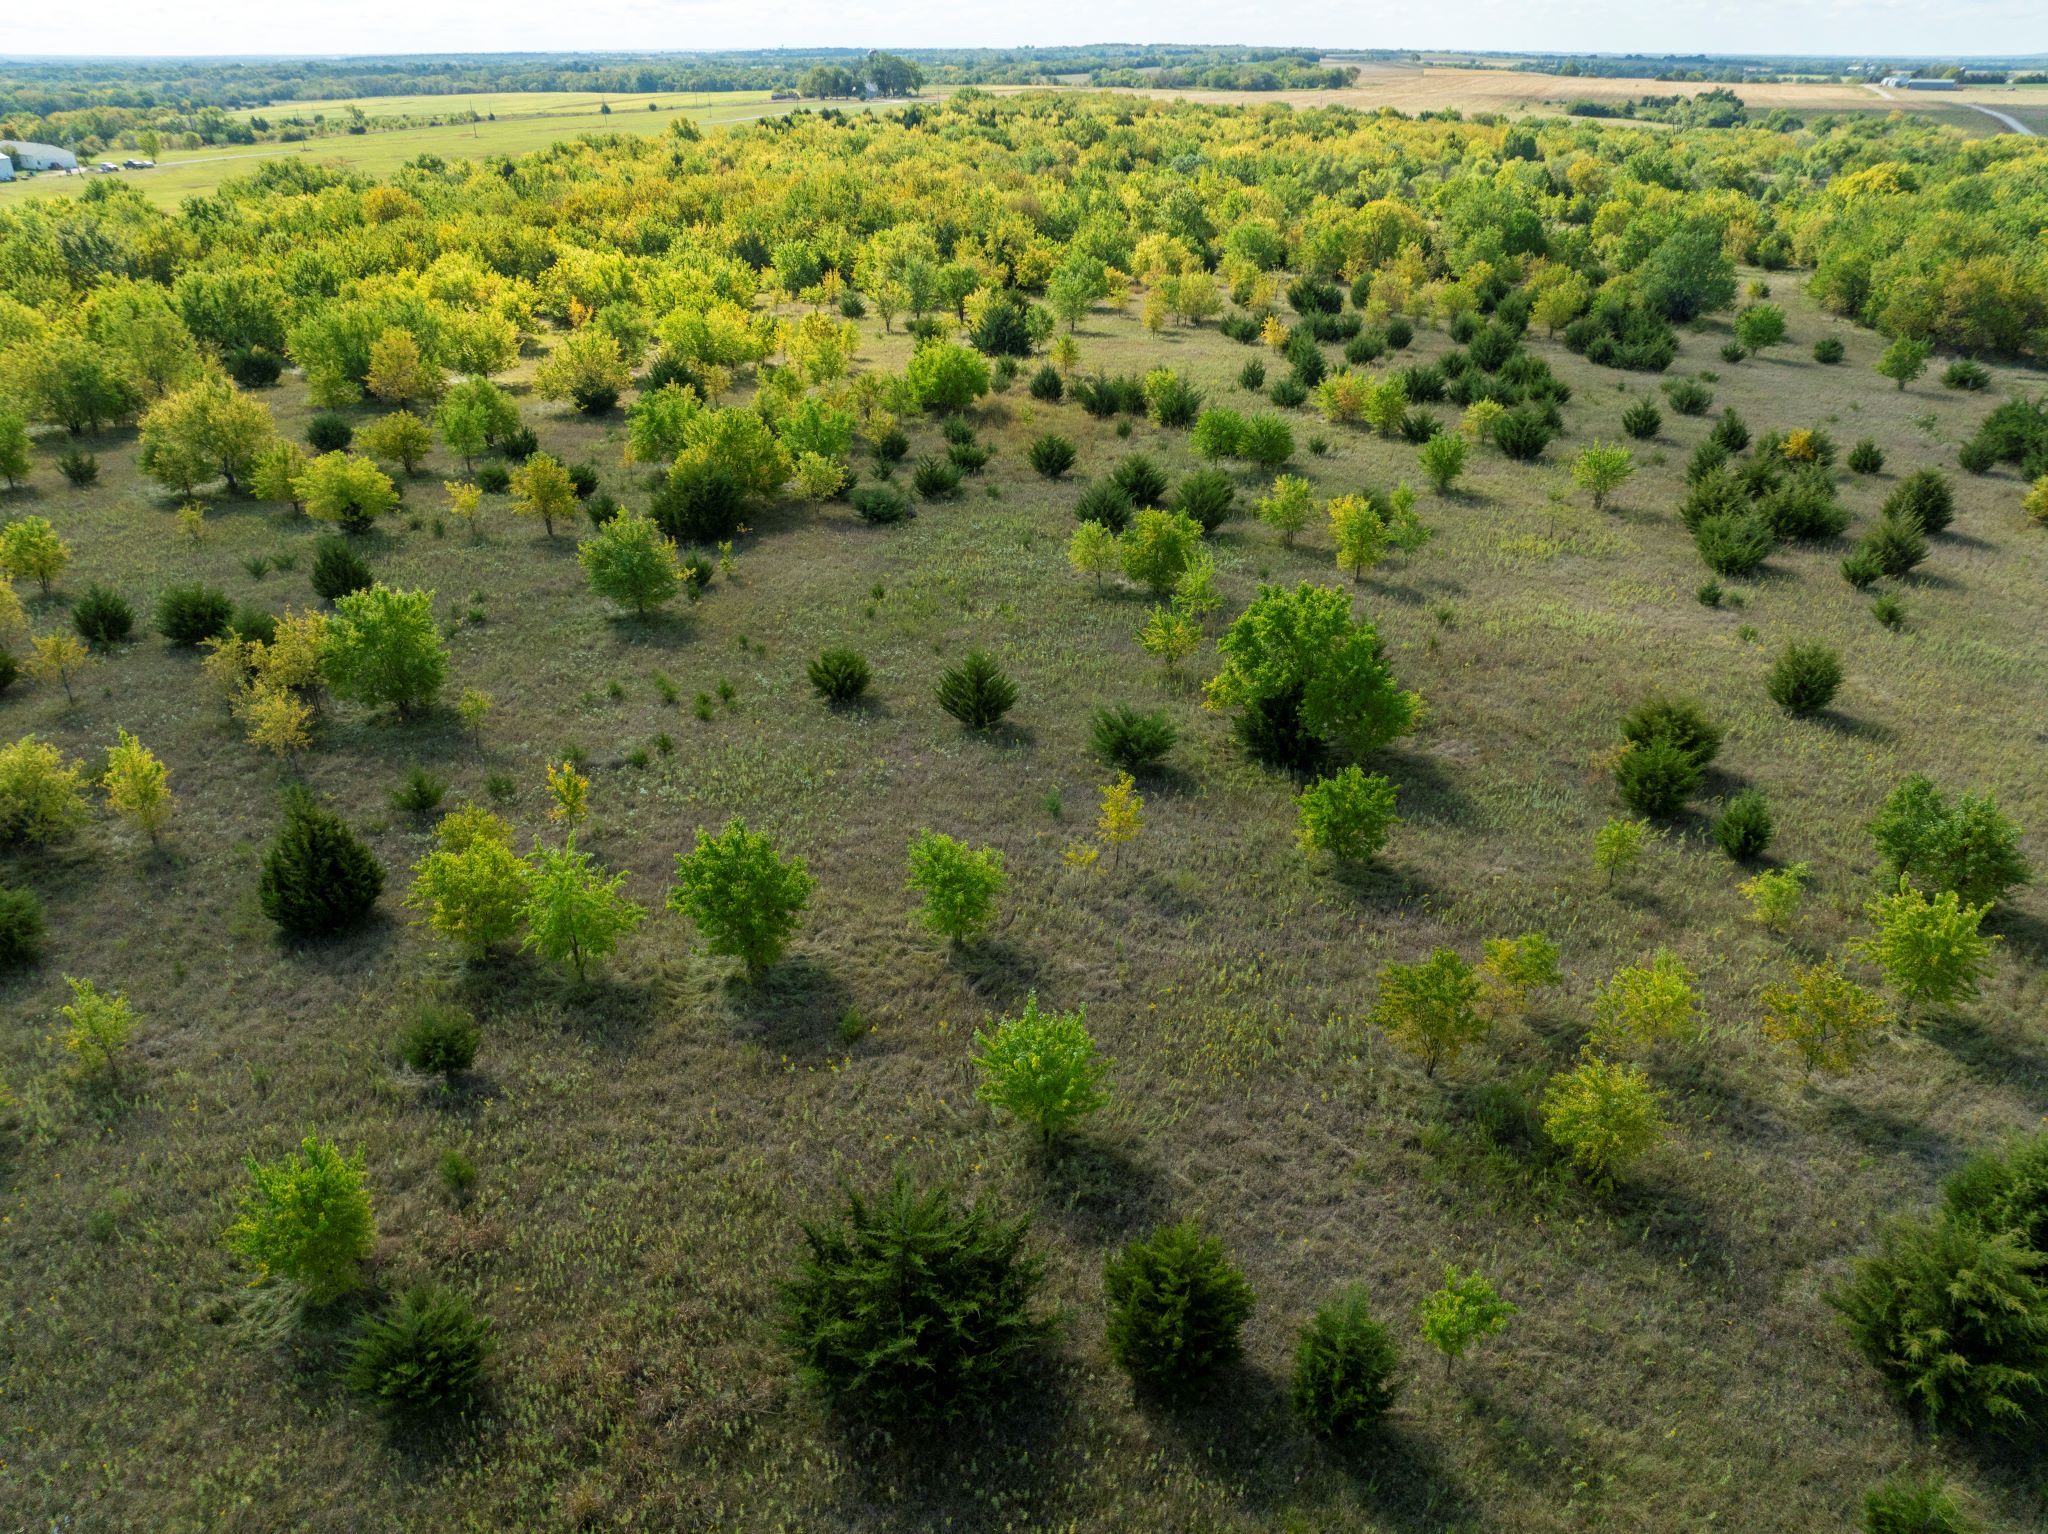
xmin=221 ymin=89 xmax=777 ymax=122
xmin=0 ymin=91 xmax=850 ymax=208
xmin=2 ymin=277 xmax=2047 ymax=1531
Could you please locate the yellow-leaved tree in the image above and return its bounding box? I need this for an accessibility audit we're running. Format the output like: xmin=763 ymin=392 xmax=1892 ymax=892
xmin=101 ymin=731 xmax=172 ymax=841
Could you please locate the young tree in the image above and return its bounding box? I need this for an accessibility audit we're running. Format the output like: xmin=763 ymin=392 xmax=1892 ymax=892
xmin=904 ymin=341 xmax=991 ymax=412
xmin=1759 ymin=958 xmax=1892 ymax=1078
xmin=323 ymin=585 xmax=448 ymax=717
xmin=1592 ymin=816 xmax=1653 ymax=885
xmin=138 ymin=375 xmax=275 ymax=495
xmin=1067 ymin=520 xmax=1120 ymax=589
xmin=1876 ymin=336 xmax=1931 ymax=391
xmin=509 ymin=451 xmax=578 ymax=537
xmin=1104 ymin=1221 xmax=1256 ymax=1391
xmin=437 ymin=394 xmax=490 ymax=470
xmin=971 ymin=992 xmax=1109 ymax=1145
xmin=534 ymin=329 xmax=633 ymax=414
xmin=1419 ymin=432 xmax=1467 ymax=494
xmin=1572 ymin=444 xmax=1635 ymax=511
xmin=520 ymin=835 xmax=646 ymax=980
xmin=1136 ymin=606 xmax=1202 ymax=677
xmin=1590 ymin=950 xmax=1704 ymax=1052
xmin=0 ymin=734 xmax=91 ymax=843
xmin=1295 ymin=766 xmax=1398 ymax=864
xmin=1541 ymin=1055 xmax=1669 ymax=1185
xmin=906 ymin=830 xmax=1006 ymax=945
xmin=1206 ymin=582 xmax=1420 ymax=768
xmin=296 ymin=452 xmax=399 ymax=533
xmin=0 ymin=516 xmax=70 ymax=593
xmin=1373 ymin=948 xmax=1484 ymax=1076
xmin=1869 ymin=774 xmax=2032 ymax=910
xmin=250 ymin=439 xmax=308 ymax=511
xmin=1853 ymin=878 xmax=1997 ymax=1013
xmin=1732 ymin=303 xmax=1787 ymax=358
xmin=578 ymin=513 xmax=682 ymax=614
xmin=356 ymin=410 xmax=435 ymax=476
xmin=1096 ymin=772 xmax=1145 ymax=865
xmin=101 ymin=730 xmax=172 ymax=841
xmin=0 ymin=410 xmax=30 ymax=489
xmin=668 ymin=818 xmax=815 ymax=976
xmin=59 ymin=975 xmax=136 ymax=1089
xmin=1476 ymin=932 xmax=1564 ymax=1020
xmin=404 ymin=804 xmax=533 ymax=958
xmin=364 ymin=328 xmax=442 ymax=407
xmin=225 ymin=1136 xmax=376 ymax=1305
xmin=27 ymin=633 xmax=90 ymax=702
xmin=1254 ymin=474 xmax=1314 ymax=545
xmin=1417 ymin=1266 xmax=1515 ymax=1376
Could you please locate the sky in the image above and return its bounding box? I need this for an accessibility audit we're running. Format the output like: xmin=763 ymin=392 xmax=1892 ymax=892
xmin=2 ymin=0 xmax=2042 ymax=63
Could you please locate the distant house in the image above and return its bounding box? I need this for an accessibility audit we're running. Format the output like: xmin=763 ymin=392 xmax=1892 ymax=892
xmin=0 ymin=154 xmax=13 ymax=183
xmin=0 ymin=140 xmax=79 ymax=171
xmin=1880 ymin=76 xmax=1959 ymax=91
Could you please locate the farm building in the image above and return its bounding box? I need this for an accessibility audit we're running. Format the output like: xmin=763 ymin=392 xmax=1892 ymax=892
xmin=0 ymin=154 xmax=13 ymax=182
xmin=0 ymin=140 xmax=79 ymax=171
xmin=1880 ymin=75 xmax=1959 ymax=90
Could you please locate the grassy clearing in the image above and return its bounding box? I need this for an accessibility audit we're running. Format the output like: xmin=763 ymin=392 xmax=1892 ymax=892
xmin=1 ymin=276 xmax=2046 ymax=1531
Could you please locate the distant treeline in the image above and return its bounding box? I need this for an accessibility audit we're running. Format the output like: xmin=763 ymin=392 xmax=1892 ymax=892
xmin=1513 ymin=52 xmax=2048 ymax=85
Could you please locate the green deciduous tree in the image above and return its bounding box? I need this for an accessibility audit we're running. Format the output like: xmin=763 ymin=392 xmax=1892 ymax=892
xmin=578 ymin=512 xmax=682 ymax=614
xmin=1295 ymin=765 xmax=1398 ymax=863
xmin=668 ymin=818 xmax=814 ymax=975
xmin=1541 ymin=1054 xmax=1669 ymax=1185
xmin=224 ymin=1135 xmax=376 ymax=1305
xmin=906 ymin=829 xmax=1005 ymax=944
xmin=1373 ymin=948 xmax=1484 ymax=1076
xmin=323 ymin=585 xmax=448 ymax=716
xmin=519 ymin=835 xmax=646 ymax=979
xmin=970 ymin=992 xmax=1108 ymax=1145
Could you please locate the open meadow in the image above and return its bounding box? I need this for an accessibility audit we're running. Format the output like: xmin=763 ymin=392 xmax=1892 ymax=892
xmin=1 ymin=90 xmax=2047 ymax=1533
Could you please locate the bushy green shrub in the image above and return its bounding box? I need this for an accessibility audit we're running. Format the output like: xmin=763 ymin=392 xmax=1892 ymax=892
xmin=1812 ymin=337 xmax=1845 ymax=365
xmin=390 ymin=766 xmax=445 ymax=816
xmin=1664 ymin=378 xmax=1713 ymax=415
xmin=780 ymin=1174 xmax=1048 ymax=1422
xmin=807 ymin=647 xmax=871 ymax=704
xmin=1620 ymin=695 xmax=1722 ymax=767
xmin=1713 ymin=789 xmax=1774 ymax=861
xmin=1870 ymin=775 xmax=2032 ymax=909
xmin=1238 ymin=357 xmax=1267 ymax=390
xmin=1073 ymin=478 xmax=1135 ymax=533
xmin=72 ymin=583 xmax=134 ymax=648
xmin=1028 ymin=364 xmax=1063 ymax=402
xmin=342 ymin=1284 xmax=492 ymax=1418
xmin=1292 ymin=1285 xmax=1401 ymax=1437
xmin=1884 ymin=469 xmax=1955 ymax=535
xmin=1943 ymin=1132 xmax=2048 ymax=1255
xmin=156 ymin=584 xmax=235 ymax=647
xmin=1695 ymin=511 xmax=1773 ymax=577
xmin=935 ymin=650 xmax=1017 ymax=731
xmin=1761 ymin=468 xmax=1850 ymax=541
xmin=398 ymin=1002 xmax=478 ymax=1076
xmin=57 ymin=449 xmax=98 ymax=487
xmin=1103 ymin=1221 xmax=1256 ymax=1391
xmin=971 ymin=992 xmax=1108 ymax=1142
xmin=1861 ymin=1476 xmax=1979 ymax=1534
xmin=0 ymin=882 xmax=44 ymax=971
xmin=850 ymin=484 xmax=911 ymax=525
xmin=1027 ymin=433 xmax=1076 ymax=479
xmin=911 ymin=455 xmax=962 ymax=502
xmin=1621 ymin=399 xmax=1661 ymax=439
xmin=906 ymin=829 xmax=1005 ymax=943
xmin=1490 ymin=408 xmax=1553 ymax=461
xmin=310 ymin=536 xmax=374 ymax=602
xmin=1767 ymin=642 xmax=1843 ymax=715
xmin=1943 ymin=360 xmax=1991 ymax=392
xmin=1295 ymin=766 xmax=1399 ymax=863
xmin=306 ymin=411 xmax=353 ymax=452
xmin=650 ymin=460 xmax=748 ymax=542
xmin=1614 ymin=738 xmax=1702 ymax=818
xmin=1858 ymin=515 xmax=1929 ymax=580
xmin=1109 ymin=453 xmax=1169 ymax=509
xmin=1848 ymin=440 xmax=1885 ymax=474
xmin=258 ymin=789 xmax=386 ymax=937
xmin=1830 ymin=1212 xmax=2048 ymax=1435
xmin=667 ymin=817 xmax=813 ymax=975
xmin=224 ymin=1134 xmax=376 ymax=1304
xmin=1090 ymin=705 xmax=1176 ymax=774
xmin=1173 ymin=469 xmax=1236 ymax=532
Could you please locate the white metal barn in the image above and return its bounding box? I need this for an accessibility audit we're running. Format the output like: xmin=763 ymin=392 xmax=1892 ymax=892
xmin=0 ymin=154 xmax=13 ymax=182
xmin=0 ymin=141 xmax=80 ymax=171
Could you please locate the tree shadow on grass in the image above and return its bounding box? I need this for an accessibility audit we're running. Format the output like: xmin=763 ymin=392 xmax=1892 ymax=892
xmin=725 ymin=953 xmax=856 ymax=1054
xmin=1816 ymin=1093 xmax=1958 ymax=1172
xmin=1921 ymin=1012 xmax=2048 ymax=1103
xmin=1035 ymin=1132 xmax=1167 ymax=1248
xmin=1988 ymin=903 xmax=2048 ymax=967
xmin=1603 ymin=1172 xmax=1746 ymax=1293
xmin=1375 ymin=746 xmax=1478 ymax=830
xmin=1810 ymin=709 xmax=1897 ymax=745
xmin=1329 ymin=856 xmax=1447 ymax=914
xmin=951 ymin=936 xmax=1050 ymax=1003
xmin=606 ymin=605 xmax=698 ymax=650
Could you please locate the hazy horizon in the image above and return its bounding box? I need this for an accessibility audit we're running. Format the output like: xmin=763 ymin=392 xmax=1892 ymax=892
xmin=2 ymin=1 xmax=2043 ymax=68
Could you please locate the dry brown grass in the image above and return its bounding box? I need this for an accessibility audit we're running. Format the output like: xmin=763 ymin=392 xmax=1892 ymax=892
xmin=1 ymin=274 xmax=2045 ymax=1531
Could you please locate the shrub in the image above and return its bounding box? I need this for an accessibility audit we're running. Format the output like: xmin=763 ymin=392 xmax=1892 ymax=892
xmin=1120 ymin=508 xmax=1203 ymax=596
xmin=1373 ymin=948 xmax=1485 ymax=1076
xmin=1944 ymin=360 xmax=1992 ymax=392
xmin=398 ymin=1002 xmax=478 ymax=1076
xmin=1292 ymin=1286 xmax=1400 ymax=1438
xmin=258 ymin=789 xmax=386 ymax=937
xmin=1090 ymin=705 xmax=1176 ymax=774
xmin=911 ymin=455 xmax=962 ymax=501
xmin=1419 ymin=432 xmax=1467 ymax=492
xmin=1295 ymin=766 xmax=1398 ymax=864
xmin=1173 ymin=468 xmax=1236 ymax=532
xmin=1761 ymin=467 xmax=1850 ymax=542
xmin=0 ymin=736 xmax=89 ymax=845
xmin=1028 ymin=364 xmax=1063 ymax=402
xmin=1110 ymin=453 xmax=1170 ymax=509
xmin=473 ymin=461 xmax=511 ymax=494
xmin=498 ymin=425 xmax=540 ymax=461
xmin=1104 ymin=1222 xmax=1255 ymax=1391
xmin=907 ymin=830 xmax=1005 ymax=944
xmin=1858 ymin=515 xmax=1928 ymax=580
xmin=1944 ymin=1132 xmax=2048 ymax=1254
xmin=1665 ymin=379 xmax=1713 ymax=416
xmin=1210 ymin=582 xmax=1419 ymax=769
xmin=1869 ymin=775 xmax=2032 ymax=910
xmin=807 ymin=647 xmax=871 ymax=704
xmin=324 ymin=585 xmax=447 ymax=716
xmin=1830 ymin=1213 xmax=2048 ymax=1435
xmin=0 ymin=883 xmax=44 ymax=970
xmin=1614 ymin=738 xmax=1701 ymax=818
xmin=1418 ymin=1265 xmax=1515 ymax=1370
xmin=1621 ymin=695 xmax=1723 ymax=768
xmin=224 ymin=1135 xmax=375 ymax=1305
xmin=650 ymin=460 xmax=747 ymax=543
xmin=935 ymin=650 xmax=1017 ymax=731
xmin=906 ymin=341 xmax=992 ymax=412
xmin=402 ymin=806 xmax=532 ymax=958
xmin=1695 ymin=512 xmax=1773 ymax=577
xmin=1861 ymin=1476 xmax=1980 ymax=1534
xmin=781 ymin=1174 xmax=1048 ymax=1423
xmin=1073 ymin=478 xmax=1135 ymax=533
xmin=1767 ymin=642 xmax=1843 ymax=715
xmin=306 ymin=412 xmax=353 ymax=452
xmin=72 ymin=584 xmax=134 ymax=648
xmin=578 ymin=512 xmax=682 ymax=614
xmin=1541 ymin=1056 xmax=1667 ymax=1185
xmin=1884 ymin=469 xmax=1955 ymax=535
xmin=850 ymin=483 xmax=911 ymax=525
xmin=1621 ymin=399 xmax=1661 ymax=439
xmin=1813 ymin=337 xmax=1845 ymax=365
xmin=1144 ymin=370 xmax=1203 ymax=429
xmin=343 ymin=1284 xmax=492 ymax=1419
xmin=156 ymin=584 xmax=234 ymax=647
xmin=667 ymin=818 xmax=812 ymax=975
xmin=1027 ymin=433 xmax=1076 ymax=479
xmin=971 ymin=992 xmax=1108 ymax=1143
xmin=1848 ymin=440 xmax=1884 ymax=474
xmin=1713 ymin=789 xmax=1774 ymax=861
xmin=1490 ymin=408 xmax=1552 ymax=461
xmin=1759 ymin=957 xmax=1891 ymax=1076
xmin=1854 ymin=879 xmax=1996 ymax=1012
xmin=310 ymin=536 xmax=373 ymax=602
xmin=1238 ymin=358 xmax=1267 ymax=391
xmin=391 ymin=766 xmax=446 ymax=816
xmin=57 ymin=449 xmax=99 ymax=487
xmin=1238 ymin=412 xmax=1294 ymax=468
